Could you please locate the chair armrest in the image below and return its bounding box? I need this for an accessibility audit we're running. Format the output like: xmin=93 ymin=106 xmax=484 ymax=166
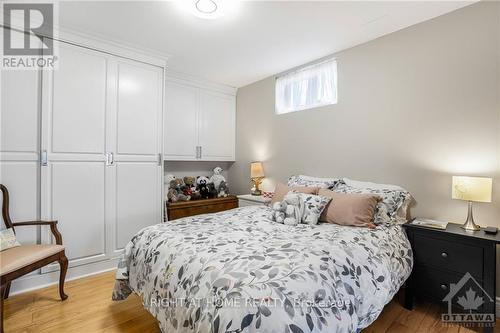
xmin=11 ymin=220 xmax=63 ymax=245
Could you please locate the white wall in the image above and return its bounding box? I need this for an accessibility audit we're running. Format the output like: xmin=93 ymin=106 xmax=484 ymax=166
xmin=229 ymin=2 xmax=500 ymax=228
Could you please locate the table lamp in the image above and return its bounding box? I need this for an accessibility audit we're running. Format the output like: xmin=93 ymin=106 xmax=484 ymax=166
xmin=250 ymin=161 xmax=264 ymax=196
xmin=452 ymin=176 xmax=492 ymax=231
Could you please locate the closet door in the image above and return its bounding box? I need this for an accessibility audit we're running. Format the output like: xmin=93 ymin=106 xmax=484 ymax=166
xmin=40 ymin=41 xmax=109 ymax=269
xmin=198 ymin=90 xmax=235 ymax=161
xmin=164 ymin=81 xmax=198 ymax=160
xmin=109 ymin=58 xmax=163 ymax=253
xmin=0 ymin=28 xmax=40 ymax=245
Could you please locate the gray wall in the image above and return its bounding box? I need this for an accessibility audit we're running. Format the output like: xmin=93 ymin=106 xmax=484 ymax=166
xmin=229 ymin=1 xmax=500 ymax=228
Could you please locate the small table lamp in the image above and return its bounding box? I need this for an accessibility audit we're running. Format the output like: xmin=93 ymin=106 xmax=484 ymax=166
xmin=250 ymin=161 xmax=264 ymax=196
xmin=452 ymin=176 xmax=493 ymax=231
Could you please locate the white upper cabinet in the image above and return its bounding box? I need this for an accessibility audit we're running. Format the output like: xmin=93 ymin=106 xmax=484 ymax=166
xmin=164 ymin=82 xmax=199 ymax=160
xmin=199 ymin=90 xmax=235 ymax=161
xmin=164 ymin=78 xmax=236 ymax=161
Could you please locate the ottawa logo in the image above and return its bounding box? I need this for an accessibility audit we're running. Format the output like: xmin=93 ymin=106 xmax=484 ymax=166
xmin=441 ymin=272 xmax=495 ymax=328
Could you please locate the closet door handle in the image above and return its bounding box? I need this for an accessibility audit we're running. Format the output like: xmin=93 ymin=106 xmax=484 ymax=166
xmin=40 ymin=150 xmax=48 ymax=166
xmin=196 ymin=146 xmax=201 ymax=159
xmin=158 ymin=153 xmax=162 ymax=166
xmin=199 ymin=146 xmax=202 ymax=159
xmin=106 ymin=152 xmax=114 ymax=166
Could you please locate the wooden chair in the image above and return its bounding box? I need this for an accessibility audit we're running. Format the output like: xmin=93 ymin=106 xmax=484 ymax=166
xmin=0 ymin=184 xmax=68 ymax=332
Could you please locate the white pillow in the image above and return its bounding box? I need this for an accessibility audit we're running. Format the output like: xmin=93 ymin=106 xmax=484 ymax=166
xmin=0 ymin=228 xmax=21 ymax=251
xmin=342 ymin=178 xmax=407 ymax=191
xmin=335 ymin=179 xmax=412 ymax=224
xmin=287 ymin=175 xmax=340 ymax=189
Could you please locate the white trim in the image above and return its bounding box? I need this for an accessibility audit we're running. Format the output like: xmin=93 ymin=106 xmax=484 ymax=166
xmin=10 ymin=257 xmax=119 ymax=296
xmin=2 ymin=11 xmax=168 ymax=68
xmin=166 ymin=69 xmax=237 ymax=96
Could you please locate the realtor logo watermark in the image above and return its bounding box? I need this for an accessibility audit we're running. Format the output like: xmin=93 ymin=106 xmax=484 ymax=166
xmin=1 ymin=2 xmax=58 ymax=69
xmin=441 ymin=272 xmax=495 ymax=328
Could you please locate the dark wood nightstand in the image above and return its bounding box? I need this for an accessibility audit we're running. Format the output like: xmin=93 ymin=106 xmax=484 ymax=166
xmin=403 ymin=222 xmax=500 ymax=330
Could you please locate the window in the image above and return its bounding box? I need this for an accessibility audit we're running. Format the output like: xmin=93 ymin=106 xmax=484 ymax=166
xmin=275 ymin=58 xmax=337 ymax=115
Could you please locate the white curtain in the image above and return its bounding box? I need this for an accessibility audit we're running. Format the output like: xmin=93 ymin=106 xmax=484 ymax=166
xmin=275 ymin=59 xmax=337 ymax=115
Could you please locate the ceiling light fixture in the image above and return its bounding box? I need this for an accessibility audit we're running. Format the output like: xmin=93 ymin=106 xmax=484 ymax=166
xmin=195 ymin=0 xmax=217 ymax=14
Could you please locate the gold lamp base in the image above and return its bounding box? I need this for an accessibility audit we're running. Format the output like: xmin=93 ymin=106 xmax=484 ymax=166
xmin=251 ymin=178 xmax=263 ymax=196
xmin=461 ymin=201 xmax=481 ymax=231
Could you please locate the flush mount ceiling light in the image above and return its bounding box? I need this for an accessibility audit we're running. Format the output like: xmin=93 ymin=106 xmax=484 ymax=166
xmin=176 ymin=0 xmax=240 ymax=20
xmin=195 ymin=0 xmax=217 ymax=14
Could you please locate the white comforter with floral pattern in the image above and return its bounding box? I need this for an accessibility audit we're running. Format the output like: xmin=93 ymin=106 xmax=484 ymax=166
xmin=112 ymin=206 xmax=412 ymax=333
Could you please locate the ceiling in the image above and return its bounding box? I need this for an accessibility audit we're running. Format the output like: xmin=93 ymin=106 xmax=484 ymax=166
xmin=59 ymin=1 xmax=475 ymax=88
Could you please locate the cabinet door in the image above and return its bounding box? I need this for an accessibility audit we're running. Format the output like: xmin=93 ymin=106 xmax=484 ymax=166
xmin=0 ymin=28 xmax=40 ymax=245
xmin=40 ymin=41 xmax=109 ymax=269
xmin=109 ymin=59 xmax=163 ymax=254
xmin=199 ymin=90 xmax=235 ymax=161
xmin=164 ymin=81 xmax=198 ymax=160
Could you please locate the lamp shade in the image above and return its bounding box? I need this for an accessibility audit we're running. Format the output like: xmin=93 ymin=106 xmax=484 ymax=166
xmin=250 ymin=161 xmax=264 ymax=179
xmin=452 ymin=176 xmax=492 ymax=203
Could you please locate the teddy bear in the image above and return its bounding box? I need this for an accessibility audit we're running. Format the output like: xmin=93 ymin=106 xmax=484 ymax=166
xmin=209 ymin=167 xmax=226 ymax=190
xmin=184 ymin=176 xmax=200 ymax=200
xmin=168 ymin=178 xmax=190 ymax=202
xmin=217 ymin=181 xmax=229 ymax=198
xmin=196 ymin=176 xmax=211 ymax=199
xmin=207 ymin=182 xmax=218 ymax=199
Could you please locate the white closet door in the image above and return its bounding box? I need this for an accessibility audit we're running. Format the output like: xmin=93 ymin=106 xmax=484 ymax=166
xmin=164 ymin=82 xmax=198 ymax=160
xmin=41 ymin=41 xmax=109 ymax=269
xmin=110 ymin=59 xmax=163 ymax=253
xmin=0 ymin=28 xmax=40 ymax=245
xmin=199 ymin=90 xmax=235 ymax=161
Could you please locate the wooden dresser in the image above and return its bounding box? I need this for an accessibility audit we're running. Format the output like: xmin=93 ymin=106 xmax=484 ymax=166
xmin=166 ymin=196 xmax=239 ymax=221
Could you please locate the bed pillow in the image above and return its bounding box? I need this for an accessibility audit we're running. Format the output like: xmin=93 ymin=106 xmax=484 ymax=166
xmin=293 ymin=192 xmax=331 ymax=225
xmin=287 ymin=175 xmax=341 ymax=189
xmin=271 ymin=182 xmax=319 ymax=204
xmin=334 ymin=180 xmax=412 ymax=224
xmin=0 ymin=228 xmax=21 ymax=251
xmin=318 ymin=189 xmax=381 ymax=227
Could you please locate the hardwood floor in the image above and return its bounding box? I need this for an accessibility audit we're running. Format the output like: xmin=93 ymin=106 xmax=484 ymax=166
xmin=3 ymin=271 xmax=499 ymax=332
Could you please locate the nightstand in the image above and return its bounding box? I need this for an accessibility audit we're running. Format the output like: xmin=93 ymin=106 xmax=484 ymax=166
xmin=237 ymin=194 xmax=271 ymax=207
xmin=403 ymin=221 xmax=500 ymax=330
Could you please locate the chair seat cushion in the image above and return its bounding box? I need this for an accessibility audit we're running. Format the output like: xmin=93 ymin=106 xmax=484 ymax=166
xmin=0 ymin=244 xmax=65 ymax=276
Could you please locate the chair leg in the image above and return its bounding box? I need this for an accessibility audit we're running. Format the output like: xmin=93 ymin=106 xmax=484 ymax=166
xmin=3 ymin=282 xmax=11 ymax=300
xmin=1 ymin=283 xmax=5 ymax=333
xmin=58 ymin=254 xmax=68 ymax=301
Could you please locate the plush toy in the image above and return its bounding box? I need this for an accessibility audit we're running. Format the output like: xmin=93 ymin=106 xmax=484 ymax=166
xmin=196 ymin=176 xmax=211 ymax=199
xmin=217 ymin=181 xmax=229 ymax=198
xmin=207 ymin=182 xmax=218 ymax=199
xmin=271 ymin=201 xmax=286 ymax=223
xmin=184 ymin=176 xmax=200 ymax=200
xmin=282 ymin=193 xmax=304 ymax=226
xmin=210 ymin=167 xmax=226 ymax=190
xmin=168 ymin=178 xmax=190 ymax=202
xmin=269 ymin=194 xmax=303 ymax=226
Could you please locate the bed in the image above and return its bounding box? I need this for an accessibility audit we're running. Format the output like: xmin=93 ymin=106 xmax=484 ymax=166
xmin=112 ymin=205 xmax=413 ymax=333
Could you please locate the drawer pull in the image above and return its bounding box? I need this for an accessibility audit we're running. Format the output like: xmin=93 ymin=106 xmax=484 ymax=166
xmin=440 ymin=284 xmax=447 ymax=290
xmin=441 ymin=252 xmax=448 ymax=258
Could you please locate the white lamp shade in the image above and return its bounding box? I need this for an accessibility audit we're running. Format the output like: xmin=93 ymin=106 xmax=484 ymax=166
xmin=250 ymin=162 xmax=264 ymax=179
xmin=452 ymin=176 xmax=492 ymax=203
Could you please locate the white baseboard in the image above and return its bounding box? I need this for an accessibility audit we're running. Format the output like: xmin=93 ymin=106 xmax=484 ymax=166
xmin=10 ymin=258 xmax=119 ymax=296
